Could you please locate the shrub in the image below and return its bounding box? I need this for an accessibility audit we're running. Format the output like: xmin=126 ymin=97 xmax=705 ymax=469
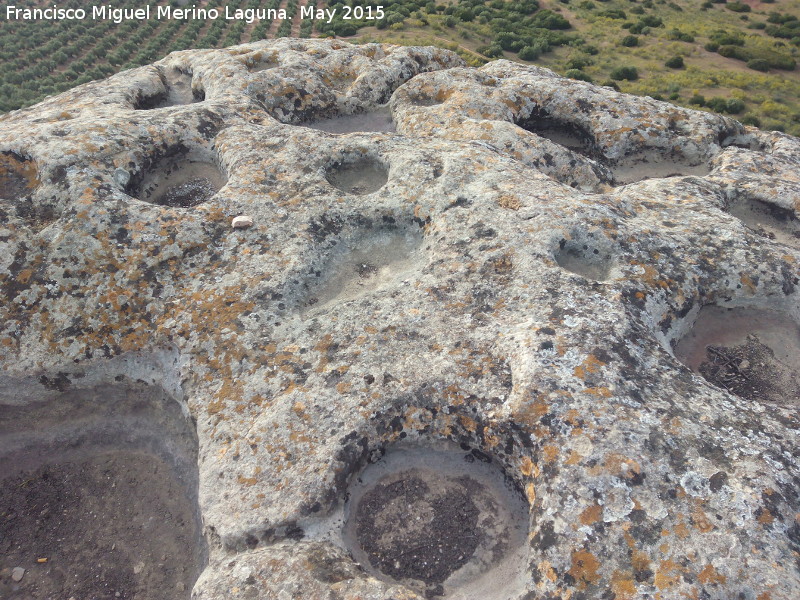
xmin=726 ymin=98 xmax=746 ymax=113
xmin=518 ymin=45 xmax=540 ymax=60
xmin=532 ymin=9 xmax=571 ymax=29
xmin=665 ymin=55 xmax=685 ymax=68
xmin=565 ymin=68 xmax=593 ymax=81
xmin=584 ymin=44 xmax=600 ymax=55
xmin=704 ymin=42 xmax=720 ymax=52
xmin=443 ymin=15 xmax=457 ymax=27
xmin=621 ymin=35 xmax=639 ymax=46
xmin=598 ymin=9 xmax=627 ymax=18
xmin=727 ymin=2 xmax=751 ymax=12
xmin=578 ymin=0 xmax=596 ymax=7
xmin=669 ymin=92 xmax=680 ymax=100
xmin=640 ymin=15 xmax=663 ymax=27
xmin=610 ymin=65 xmax=638 ymax=80
xmin=706 ymin=97 xmax=728 ymax=112
xmin=747 ymin=58 xmax=771 ymax=71
xmin=478 ymin=44 xmax=504 ymax=58
xmin=667 ymin=29 xmax=695 ymax=42
xmin=689 ymin=94 xmax=706 ymax=105
xmin=602 ymin=80 xmax=621 ymax=90
xmin=741 ymin=115 xmax=761 ymax=126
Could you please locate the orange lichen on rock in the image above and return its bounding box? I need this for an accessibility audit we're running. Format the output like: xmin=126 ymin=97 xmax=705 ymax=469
xmin=569 ymin=549 xmax=601 ymax=588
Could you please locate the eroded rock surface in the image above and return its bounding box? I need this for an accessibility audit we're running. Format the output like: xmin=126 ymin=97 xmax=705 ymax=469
xmin=0 ymin=38 xmax=799 ymax=600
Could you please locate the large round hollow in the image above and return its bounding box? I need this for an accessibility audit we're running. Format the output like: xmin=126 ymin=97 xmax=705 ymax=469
xmin=342 ymin=445 xmax=528 ymax=599
xmin=673 ymin=306 xmax=800 ymax=405
xmin=132 ymin=154 xmax=226 ymax=208
xmin=0 ymin=382 xmax=206 ymax=600
xmin=515 ymin=109 xmax=595 ymax=157
xmin=728 ymin=196 xmax=800 ymax=249
xmin=306 ymin=107 xmax=395 ymax=135
xmin=326 ymin=157 xmax=388 ymax=195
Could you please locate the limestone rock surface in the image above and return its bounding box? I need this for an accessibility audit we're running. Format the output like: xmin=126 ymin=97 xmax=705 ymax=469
xmin=0 ymin=38 xmax=799 ymax=600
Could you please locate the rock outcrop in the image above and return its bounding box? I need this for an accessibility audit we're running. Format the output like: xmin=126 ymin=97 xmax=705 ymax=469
xmin=1 ymin=38 xmax=799 ymax=600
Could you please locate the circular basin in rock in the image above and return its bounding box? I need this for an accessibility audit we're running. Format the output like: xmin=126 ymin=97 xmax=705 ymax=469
xmin=673 ymin=305 xmax=800 ymax=406
xmin=0 ymin=382 xmax=206 ymax=600
xmin=129 ymin=153 xmax=226 ymax=208
xmin=342 ymin=445 xmax=529 ymax=599
xmin=325 ymin=156 xmax=388 ymax=195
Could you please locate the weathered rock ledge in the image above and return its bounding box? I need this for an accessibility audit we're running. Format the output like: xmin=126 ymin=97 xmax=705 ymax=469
xmin=0 ymin=38 xmax=799 ymax=600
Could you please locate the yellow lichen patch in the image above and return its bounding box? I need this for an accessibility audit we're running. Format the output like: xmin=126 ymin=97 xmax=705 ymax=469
xmin=674 ymin=520 xmax=690 ymax=539
xmin=459 ymin=414 xmax=478 ymax=432
xmin=579 ymin=504 xmax=603 ymax=526
xmin=611 ymin=571 xmax=637 ymax=599
xmin=585 ymin=386 xmax=613 ymax=398
xmin=698 ymin=564 xmax=726 ymax=585
xmin=756 ymin=508 xmax=774 ymax=525
xmin=542 ymin=444 xmax=559 ymax=463
xmin=538 ymin=561 xmax=558 ymax=583
xmin=740 ymin=273 xmax=757 ymax=294
xmin=691 ymin=501 xmax=715 ymax=533
xmin=237 ymin=475 xmax=258 ymax=487
xmin=565 ymin=450 xmax=583 ymax=465
xmin=569 ymin=550 xmax=601 ymax=588
xmin=498 ymin=194 xmax=521 ymax=210
xmin=632 ymin=550 xmax=651 ymax=573
xmin=520 ymin=456 xmax=535 ymax=477
xmin=525 ymin=482 xmax=536 ymax=504
xmin=207 ymin=398 xmax=226 ymax=415
xmin=574 ymin=354 xmax=607 ymax=380
xmin=0 ymin=152 xmax=39 ymax=193
xmin=654 ymin=559 xmax=684 ymax=590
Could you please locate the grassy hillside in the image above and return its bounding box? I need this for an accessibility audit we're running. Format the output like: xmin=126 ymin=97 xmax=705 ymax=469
xmin=1 ymin=0 xmax=799 ymax=135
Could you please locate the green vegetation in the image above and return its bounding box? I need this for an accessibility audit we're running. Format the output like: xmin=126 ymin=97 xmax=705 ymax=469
xmin=2 ymin=0 xmax=800 ymax=135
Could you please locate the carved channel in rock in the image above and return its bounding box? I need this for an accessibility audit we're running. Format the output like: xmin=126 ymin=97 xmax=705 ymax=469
xmin=305 ymin=106 xmax=395 ymax=135
xmin=554 ymin=229 xmax=616 ymax=281
xmin=325 ymin=156 xmax=389 ymax=195
xmin=134 ymin=68 xmax=204 ymax=109
xmin=728 ymin=197 xmax=800 ymax=249
xmin=342 ymin=444 xmax=529 ymax=599
xmin=674 ymin=305 xmax=800 ymax=405
xmin=0 ymin=381 xmax=206 ymax=600
xmin=515 ymin=108 xmax=596 ymax=157
xmin=300 ymin=223 xmax=423 ymax=316
xmin=127 ymin=149 xmax=227 ymax=208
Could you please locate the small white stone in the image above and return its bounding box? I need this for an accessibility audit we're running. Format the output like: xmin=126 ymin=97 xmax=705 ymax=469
xmin=11 ymin=567 xmax=25 ymax=582
xmin=231 ymin=215 xmax=254 ymax=229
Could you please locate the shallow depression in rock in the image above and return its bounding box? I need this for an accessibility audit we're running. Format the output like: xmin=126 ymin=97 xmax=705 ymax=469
xmin=673 ymin=305 xmax=800 ymax=406
xmin=0 ymin=382 xmax=206 ymax=600
xmin=300 ymin=225 xmax=423 ymax=316
xmin=611 ymin=160 xmax=711 ymax=185
xmin=554 ymin=233 xmax=616 ymax=281
xmin=325 ymin=156 xmax=388 ymax=195
xmin=342 ymin=445 xmax=529 ymax=599
xmin=305 ymin=107 xmax=395 ymax=135
xmin=130 ymin=154 xmax=226 ymax=207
